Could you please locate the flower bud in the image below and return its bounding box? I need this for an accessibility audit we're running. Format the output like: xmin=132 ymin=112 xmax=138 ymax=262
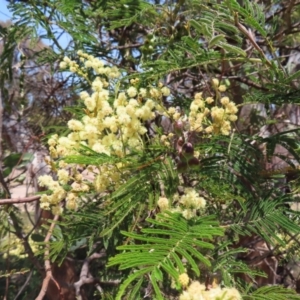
xmin=188 ymin=157 xmax=200 ymax=169
xmin=181 ymin=143 xmax=194 ymax=160
xmin=177 ymin=161 xmax=188 ymax=173
xmin=212 ymin=78 xmax=219 ymax=87
xmin=174 ymin=120 xmax=184 ymax=135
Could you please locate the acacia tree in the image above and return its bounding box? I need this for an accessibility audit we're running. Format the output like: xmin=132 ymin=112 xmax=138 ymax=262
xmin=2 ymin=0 xmax=300 ymax=299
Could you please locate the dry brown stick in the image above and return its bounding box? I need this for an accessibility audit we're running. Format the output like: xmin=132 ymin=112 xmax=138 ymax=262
xmin=235 ymin=76 xmax=268 ymax=91
xmin=74 ymin=251 xmax=106 ymax=299
xmin=285 ymin=0 xmax=296 ymax=31
xmin=0 ymin=89 xmax=3 ymax=162
xmin=0 ymin=93 xmax=11 ymax=197
xmin=234 ymin=12 xmax=272 ymax=68
xmin=35 ymin=214 xmax=60 ymax=300
xmin=0 ymin=195 xmax=40 ymax=205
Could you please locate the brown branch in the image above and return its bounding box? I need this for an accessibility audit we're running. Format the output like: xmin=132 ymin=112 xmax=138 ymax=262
xmin=13 ymin=270 xmax=33 ymax=300
xmin=74 ymin=251 xmax=106 ymax=299
xmin=0 ymin=195 xmax=40 ymax=205
xmin=234 ymin=76 xmax=268 ymax=91
xmin=107 ymin=42 xmax=143 ymax=51
xmin=35 ymin=214 xmax=60 ymax=300
xmin=273 ymin=21 xmax=300 ymax=41
xmin=234 ymin=12 xmax=272 ymax=68
xmin=285 ymin=0 xmax=296 ymax=31
xmin=0 ymin=89 xmax=3 ymax=161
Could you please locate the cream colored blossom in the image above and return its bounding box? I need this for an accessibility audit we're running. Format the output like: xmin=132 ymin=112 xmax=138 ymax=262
xmin=40 ymin=201 xmax=51 ymax=210
xmin=128 ymin=98 xmax=139 ymax=107
xmin=68 ymin=119 xmax=84 ymax=131
xmin=187 ymin=281 xmax=205 ymax=294
xmin=157 ymin=197 xmax=169 ymax=210
xmin=173 ymin=112 xmax=181 ymax=121
xmin=212 ymin=78 xmax=219 ymax=87
xmin=52 ymin=187 xmax=66 ymax=202
xmin=180 ymin=280 xmax=242 ymax=300
xmin=74 ymin=173 xmax=83 ymax=182
xmin=38 ymin=175 xmax=55 ymax=188
xmin=221 ymin=288 xmax=242 ymax=300
xmin=179 ymin=291 xmax=191 ymax=300
xmin=205 ymin=97 xmax=214 ymax=104
xmin=80 ymin=91 xmax=89 ymax=100
xmin=161 ymin=86 xmax=170 ymax=96
xmin=84 ymin=97 xmax=96 ymax=111
xmin=71 ymin=182 xmax=89 ymax=192
xmin=139 ymin=88 xmax=147 ymax=97
xmin=51 ymin=205 xmax=63 ymax=215
xmin=149 ymin=88 xmax=161 ymax=98
xmin=181 ymin=209 xmax=196 ymax=220
xmin=228 ymin=114 xmax=238 ymax=122
xmin=63 ymin=56 xmax=71 ymax=63
xmin=145 ymin=99 xmax=155 ymax=109
xmin=225 ymin=102 xmax=238 ymax=114
xmin=205 ymin=125 xmax=213 ymax=133
xmin=66 ymin=199 xmax=77 ymax=210
xmin=59 ymin=61 xmax=67 ymax=69
xmin=66 ymin=192 xmax=78 ymax=210
xmin=127 ymin=86 xmax=137 ymax=98
xmin=220 ymin=96 xmax=230 ymax=106
xmin=180 ymin=188 xmax=206 ymax=209
xmin=57 ymin=169 xmax=69 ymax=185
xmin=178 ymin=273 xmax=189 ymax=287
xmin=194 ymin=92 xmax=202 ymax=100
xmin=190 ymin=102 xmax=199 ymax=112
xmin=48 ymin=138 xmax=57 ymax=147
xmin=218 ymin=84 xmax=227 ymax=92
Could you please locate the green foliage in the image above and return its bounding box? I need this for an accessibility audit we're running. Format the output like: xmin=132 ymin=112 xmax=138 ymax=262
xmin=2 ymin=0 xmax=300 ymax=299
xmin=244 ymin=285 xmax=300 ymax=300
xmin=109 ymin=212 xmax=223 ymax=299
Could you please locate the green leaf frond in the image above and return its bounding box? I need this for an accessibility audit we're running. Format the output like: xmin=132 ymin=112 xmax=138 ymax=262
xmin=243 ymin=285 xmax=300 ymax=300
xmin=100 ymin=148 xmax=178 ymax=237
xmin=108 ymin=212 xmax=223 ymax=299
xmin=212 ymin=244 xmax=265 ymax=286
xmin=228 ymin=195 xmax=300 ymax=246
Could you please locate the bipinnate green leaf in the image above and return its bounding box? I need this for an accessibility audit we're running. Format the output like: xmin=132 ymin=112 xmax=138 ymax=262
xmin=218 ymin=42 xmax=247 ymax=57
xmin=243 ymin=285 xmax=300 ymax=300
xmin=209 ymin=34 xmax=226 ymax=48
xmin=108 ymin=212 xmax=223 ymax=299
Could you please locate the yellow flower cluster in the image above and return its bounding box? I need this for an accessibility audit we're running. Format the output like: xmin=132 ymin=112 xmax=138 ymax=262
xmin=158 ymin=188 xmax=206 ymax=219
xmin=38 ymin=174 xmax=66 ymax=212
xmin=176 ymin=188 xmax=206 ymax=220
xmin=160 ymin=132 xmax=175 ymax=147
xmin=179 ymin=188 xmax=206 ymax=209
xmin=94 ymin=163 xmax=124 ymax=193
xmin=188 ymin=81 xmax=238 ymax=135
xmin=60 ymin=50 xmax=120 ymax=78
xmin=54 ymin=52 xmax=170 ymax=158
xmin=179 ymin=280 xmax=241 ymax=300
xmin=157 ymin=196 xmax=169 ymax=211
xmin=178 ymin=273 xmax=190 ymax=287
xmin=40 ymin=52 xmax=171 ymax=211
xmin=3 ymin=236 xmax=39 ymax=259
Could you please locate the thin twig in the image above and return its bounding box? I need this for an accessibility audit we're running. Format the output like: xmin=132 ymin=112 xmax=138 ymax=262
xmin=0 ymin=195 xmax=40 ymax=205
xmin=107 ymin=42 xmax=143 ymax=51
xmin=35 ymin=214 xmax=60 ymax=300
xmin=234 ymin=76 xmax=268 ymax=91
xmin=234 ymin=12 xmax=272 ymax=68
xmin=13 ymin=270 xmax=33 ymax=300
